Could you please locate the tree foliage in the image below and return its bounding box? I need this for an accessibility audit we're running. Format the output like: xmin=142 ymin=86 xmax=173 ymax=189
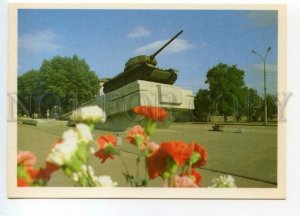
xmin=194 ymin=89 xmax=212 ymax=121
xmin=194 ymin=63 xmax=278 ymax=123
xmin=17 ymin=70 xmax=43 ymax=115
xmin=245 ymin=88 xmax=263 ymax=121
xmin=265 ymin=94 xmax=277 ymax=120
xmin=205 ymin=63 xmax=246 ymax=122
xmin=18 ymin=55 xmax=99 ymax=117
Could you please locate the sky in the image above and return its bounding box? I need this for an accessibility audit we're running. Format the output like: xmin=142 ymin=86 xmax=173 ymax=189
xmin=18 ymin=9 xmax=278 ymax=94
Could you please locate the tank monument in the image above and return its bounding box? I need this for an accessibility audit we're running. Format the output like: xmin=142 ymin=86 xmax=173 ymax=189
xmin=67 ymin=30 xmax=195 ymax=131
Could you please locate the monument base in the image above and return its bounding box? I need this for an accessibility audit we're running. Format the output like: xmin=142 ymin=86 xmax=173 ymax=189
xmin=99 ymin=80 xmax=194 ymax=114
xmin=98 ymin=80 xmax=195 ymax=131
xmin=67 ymin=80 xmax=195 ymax=131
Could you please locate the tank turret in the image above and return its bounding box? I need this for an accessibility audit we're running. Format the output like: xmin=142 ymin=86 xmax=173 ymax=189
xmin=103 ymin=30 xmax=183 ymax=93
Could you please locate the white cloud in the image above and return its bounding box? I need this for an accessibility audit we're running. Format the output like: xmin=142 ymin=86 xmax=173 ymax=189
xmin=246 ymin=11 xmax=277 ymax=27
xmin=127 ymin=25 xmax=150 ymax=38
xmin=19 ymin=30 xmax=63 ymax=53
xmin=134 ymin=39 xmax=194 ymax=55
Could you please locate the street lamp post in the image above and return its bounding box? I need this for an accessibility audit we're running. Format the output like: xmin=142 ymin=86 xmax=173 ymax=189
xmin=251 ymin=46 xmax=271 ymax=126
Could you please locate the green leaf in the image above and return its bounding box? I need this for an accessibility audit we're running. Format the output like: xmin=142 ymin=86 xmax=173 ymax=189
xmin=166 ymin=157 xmax=178 ymax=174
xmin=104 ymin=144 xmax=116 ymax=154
xmin=17 ymin=165 xmax=30 ymax=181
xmin=76 ymin=141 xmax=88 ymax=163
xmin=79 ymin=176 xmax=88 ymax=187
xmin=67 ymin=155 xmax=82 ymax=172
xmin=144 ymin=119 xmax=157 ymax=136
xmin=63 ymin=167 xmax=73 ymax=177
xmin=135 ymin=135 xmax=144 ymax=148
xmin=140 ymin=180 xmax=148 ymax=187
xmin=88 ymin=123 xmax=95 ymax=131
xmin=162 ymin=171 xmax=170 ymax=179
xmin=189 ymin=152 xmax=200 ymax=166
xmin=32 ymin=179 xmax=48 ymax=186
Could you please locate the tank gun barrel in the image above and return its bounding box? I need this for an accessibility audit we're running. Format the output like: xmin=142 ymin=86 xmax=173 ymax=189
xmin=150 ymin=30 xmax=183 ymax=59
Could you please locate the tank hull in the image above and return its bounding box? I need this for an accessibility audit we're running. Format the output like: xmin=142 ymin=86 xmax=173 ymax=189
xmin=103 ymin=63 xmax=177 ymax=93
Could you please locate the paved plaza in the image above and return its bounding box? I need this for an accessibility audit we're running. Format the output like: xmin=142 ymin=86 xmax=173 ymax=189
xmin=17 ymin=120 xmax=277 ymax=188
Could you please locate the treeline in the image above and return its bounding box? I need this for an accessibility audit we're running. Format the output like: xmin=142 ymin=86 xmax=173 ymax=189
xmin=18 ymin=55 xmax=99 ymax=118
xmin=194 ymin=63 xmax=277 ymax=122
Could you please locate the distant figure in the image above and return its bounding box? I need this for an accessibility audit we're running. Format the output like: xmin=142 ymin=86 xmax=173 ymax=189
xmin=33 ymin=113 xmax=39 ymax=119
xmin=116 ymin=134 xmax=123 ymax=146
xmin=46 ymin=109 xmax=50 ymax=119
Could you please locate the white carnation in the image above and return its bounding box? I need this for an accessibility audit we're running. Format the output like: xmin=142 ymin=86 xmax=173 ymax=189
xmin=63 ymin=129 xmax=79 ymax=142
xmin=95 ymin=175 xmax=118 ymax=187
xmin=81 ymin=164 xmax=88 ymax=172
xmin=211 ymin=175 xmax=237 ymax=188
xmin=46 ymin=138 xmax=78 ymax=166
xmin=46 ymin=151 xmax=64 ymax=166
xmin=76 ymin=123 xmax=93 ymax=143
xmin=70 ymin=106 xmax=106 ymax=123
xmin=89 ymin=146 xmax=96 ymax=154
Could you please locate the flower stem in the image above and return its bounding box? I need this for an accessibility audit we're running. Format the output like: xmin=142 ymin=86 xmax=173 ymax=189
xmin=168 ymin=177 xmax=173 ymax=187
xmin=118 ymin=154 xmax=134 ymax=187
xmin=118 ymin=148 xmax=140 ymax=156
xmin=136 ymin=155 xmax=141 ymax=186
xmin=88 ymin=122 xmax=95 ymax=131
xmin=143 ymin=156 xmax=148 ymax=186
xmin=86 ymin=168 xmax=96 ymax=187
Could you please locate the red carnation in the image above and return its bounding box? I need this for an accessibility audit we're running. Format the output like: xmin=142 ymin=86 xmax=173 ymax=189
xmin=146 ymin=141 xmax=194 ymax=179
xmin=17 ymin=151 xmax=36 ymax=168
xmin=126 ymin=125 xmax=147 ymax=150
xmin=17 ymin=178 xmax=29 ymax=187
xmin=190 ymin=143 xmax=208 ymax=168
xmin=146 ymin=146 xmax=169 ymax=179
xmin=17 ymin=151 xmax=39 ymax=186
xmin=160 ymin=141 xmax=194 ymax=165
xmin=95 ymin=134 xmax=117 ymax=163
xmin=133 ymin=106 xmax=168 ymax=121
xmin=36 ymin=162 xmax=60 ymax=180
xmin=190 ymin=168 xmax=202 ymax=186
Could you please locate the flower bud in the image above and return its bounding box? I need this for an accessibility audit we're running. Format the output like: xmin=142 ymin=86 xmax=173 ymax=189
xmin=89 ymin=147 xmax=96 ymax=154
xmin=72 ymin=173 xmax=79 ymax=182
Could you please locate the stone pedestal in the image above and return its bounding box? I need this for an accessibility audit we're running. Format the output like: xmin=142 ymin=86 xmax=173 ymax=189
xmin=97 ymin=80 xmax=194 ymax=116
xmin=67 ymin=80 xmax=195 ymax=131
xmin=91 ymin=80 xmax=194 ymax=131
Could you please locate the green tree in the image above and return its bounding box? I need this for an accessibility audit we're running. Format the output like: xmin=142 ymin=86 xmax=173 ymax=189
xmin=194 ymin=89 xmax=212 ymax=121
xmin=18 ymin=55 xmax=99 ymax=117
xmin=265 ymin=94 xmax=277 ymax=120
xmin=245 ymin=88 xmax=263 ymax=121
xmin=18 ymin=69 xmax=43 ymax=116
xmin=205 ymin=63 xmax=246 ymax=122
xmin=40 ymin=55 xmax=99 ymax=113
